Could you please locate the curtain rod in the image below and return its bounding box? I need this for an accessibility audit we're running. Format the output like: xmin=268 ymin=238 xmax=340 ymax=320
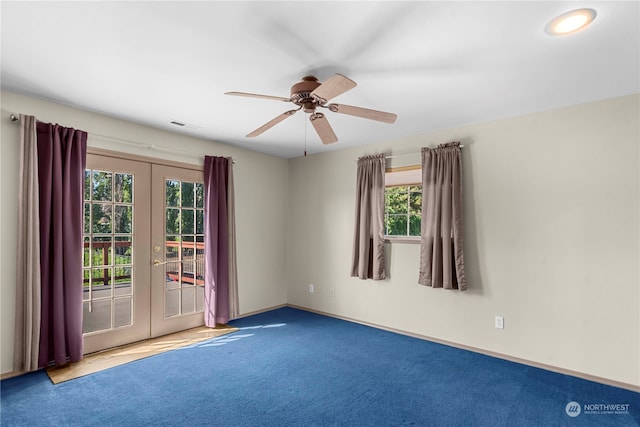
xmin=8 ymin=113 xmax=235 ymax=163
xmin=385 ymin=145 xmax=464 ymax=160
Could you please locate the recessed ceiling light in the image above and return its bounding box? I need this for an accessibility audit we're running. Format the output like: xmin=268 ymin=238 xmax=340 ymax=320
xmin=545 ymin=8 xmax=597 ymax=36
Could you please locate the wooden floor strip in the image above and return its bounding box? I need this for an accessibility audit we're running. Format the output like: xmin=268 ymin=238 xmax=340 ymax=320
xmin=46 ymin=324 xmax=238 ymax=384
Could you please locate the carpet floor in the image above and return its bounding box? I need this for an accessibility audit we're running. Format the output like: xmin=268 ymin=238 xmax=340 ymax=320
xmin=1 ymin=307 xmax=639 ymax=426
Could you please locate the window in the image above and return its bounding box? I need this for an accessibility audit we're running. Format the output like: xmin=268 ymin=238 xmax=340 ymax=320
xmin=385 ymin=166 xmax=421 ymax=241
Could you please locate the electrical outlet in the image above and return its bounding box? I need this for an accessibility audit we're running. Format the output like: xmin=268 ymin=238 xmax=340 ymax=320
xmin=309 ymin=284 xmax=314 ymax=293
xmin=495 ymin=316 xmax=504 ymax=329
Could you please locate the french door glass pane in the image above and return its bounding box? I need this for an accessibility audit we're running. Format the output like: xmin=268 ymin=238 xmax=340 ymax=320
xmin=114 ymin=266 xmax=132 ymax=296
xmin=182 ymin=209 xmax=195 ymax=234
xmin=114 ymin=205 xmax=132 ymax=233
xmin=82 ymin=269 xmax=91 ymax=301
xmin=92 ymin=171 xmax=112 ymax=201
xmin=115 ymin=236 xmax=132 ymax=265
xmin=92 ymin=204 xmax=112 ymax=234
xmin=195 ymin=183 xmax=204 ymax=208
xmin=165 ymin=290 xmax=180 ymax=317
xmin=166 ymin=180 xmax=180 ymax=207
xmin=182 ymin=288 xmax=195 ymax=314
xmin=196 ymin=287 xmax=205 ymax=312
xmin=83 ymin=300 xmax=111 ymax=334
xmin=166 ymin=209 xmax=180 ymax=234
xmin=114 ymin=298 xmax=132 ymax=328
xmin=83 ymin=169 xmax=134 ymax=334
xmin=181 ymin=182 xmax=194 ymax=207
xmin=114 ymin=173 xmax=133 ymax=203
xmin=164 ymin=178 xmax=205 ymax=318
xmin=92 ymin=236 xmax=112 ymax=266
xmin=84 ymin=204 xmax=90 ymax=233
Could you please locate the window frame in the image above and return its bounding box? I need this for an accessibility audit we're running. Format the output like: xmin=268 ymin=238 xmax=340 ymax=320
xmin=384 ymin=165 xmax=422 ymax=244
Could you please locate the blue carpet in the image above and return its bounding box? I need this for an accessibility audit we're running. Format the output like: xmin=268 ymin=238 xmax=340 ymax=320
xmin=1 ymin=307 xmax=639 ymax=426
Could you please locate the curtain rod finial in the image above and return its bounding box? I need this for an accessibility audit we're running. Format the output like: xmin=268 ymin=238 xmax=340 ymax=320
xmin=10 ymin=114 xmax=19 ymax=122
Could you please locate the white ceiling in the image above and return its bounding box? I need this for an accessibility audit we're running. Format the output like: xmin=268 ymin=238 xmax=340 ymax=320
xmin=2 ymin=1 xmax=639 ymax=159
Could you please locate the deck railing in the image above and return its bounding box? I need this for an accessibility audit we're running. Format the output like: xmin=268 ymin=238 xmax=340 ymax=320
xmin=84 ymin=240 xmax=205 ymax=286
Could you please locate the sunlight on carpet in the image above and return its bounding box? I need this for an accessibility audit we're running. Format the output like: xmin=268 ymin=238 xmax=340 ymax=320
xmin=46 ymin=324 xmax=238 ymax=384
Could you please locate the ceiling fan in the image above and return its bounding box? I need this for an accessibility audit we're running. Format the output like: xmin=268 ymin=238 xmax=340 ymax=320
xmin=225 ymin=74 xmax=397 ymax=145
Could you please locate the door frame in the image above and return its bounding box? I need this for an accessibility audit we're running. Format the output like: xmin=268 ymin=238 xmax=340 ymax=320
xmin=83 ymin=148 xmax=205 ymax=353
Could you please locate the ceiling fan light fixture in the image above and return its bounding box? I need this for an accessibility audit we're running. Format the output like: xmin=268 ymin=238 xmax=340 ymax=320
xmin=545 ymin=8 xmax=596 ymax=35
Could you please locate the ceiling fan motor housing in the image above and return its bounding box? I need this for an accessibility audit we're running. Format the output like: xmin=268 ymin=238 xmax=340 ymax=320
xmin=291 ymin=76 xmax=321 ymax=112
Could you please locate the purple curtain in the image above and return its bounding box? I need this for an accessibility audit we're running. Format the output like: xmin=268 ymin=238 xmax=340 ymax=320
xmin=36 ymin=122 xmax=87 ymax=367
xmin=418 ymin=142 xmax=466 ymax=290
xmin=203 ymin=156 xmax=231 ymax=326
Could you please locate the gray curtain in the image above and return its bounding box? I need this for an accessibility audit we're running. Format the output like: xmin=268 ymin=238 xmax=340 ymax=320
xmin=203 ymin=156 xmax=238 ymax=326
xmin=351 ymin=154 xmax=386 ymax=280
xmin=418 ymin=142 xmax=466 ymax=290
xmin=14 ymin=114 xmax=41 ymax=372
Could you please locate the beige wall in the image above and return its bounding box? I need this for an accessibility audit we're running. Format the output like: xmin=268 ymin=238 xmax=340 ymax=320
xmin=2 ymin=91 xmax=638 ymax=388
xmin=287 ymin=94 xmax=640 ymax=387
xmin=0 ymin=91 xmax=289 ymax=374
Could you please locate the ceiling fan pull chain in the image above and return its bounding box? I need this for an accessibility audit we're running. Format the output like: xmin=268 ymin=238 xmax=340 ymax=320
xmin=304 ymin=112 xmax=308 ymax=157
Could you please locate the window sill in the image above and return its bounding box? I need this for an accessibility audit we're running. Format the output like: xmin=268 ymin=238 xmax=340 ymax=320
xmin=384 ymin=236 xmax=420 ymax=244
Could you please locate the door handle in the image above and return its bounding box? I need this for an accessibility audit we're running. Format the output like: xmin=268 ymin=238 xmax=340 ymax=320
xmin=152 ymin=259 xmax=169 ymax=266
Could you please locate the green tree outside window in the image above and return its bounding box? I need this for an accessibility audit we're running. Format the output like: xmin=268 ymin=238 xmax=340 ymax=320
xmin=385 ymin=185 xmax=421 ymax=237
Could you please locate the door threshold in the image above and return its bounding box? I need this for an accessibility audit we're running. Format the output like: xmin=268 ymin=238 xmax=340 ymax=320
xmin=47 ymin=324 xmax=237 ymax=384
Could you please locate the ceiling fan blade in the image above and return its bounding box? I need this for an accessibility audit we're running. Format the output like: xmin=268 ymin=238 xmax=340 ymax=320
xmin=327 ymin=103 xmax=397 ymax=124
xmin=310 ymin=73 xmax=357 ymax=104
xmin=310 ymin=112 xmax=338 ymax=145
xmin=225 ymin=91 xmax=290 ymax=102
xmin=247 ymin=109 xmax=299 ymax=138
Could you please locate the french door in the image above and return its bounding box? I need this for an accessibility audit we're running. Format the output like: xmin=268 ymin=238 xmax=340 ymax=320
xmin=83 ymin=154 xmax=205 ymax=354
xmin=150 ymin=164 xmax=206 ymax=337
